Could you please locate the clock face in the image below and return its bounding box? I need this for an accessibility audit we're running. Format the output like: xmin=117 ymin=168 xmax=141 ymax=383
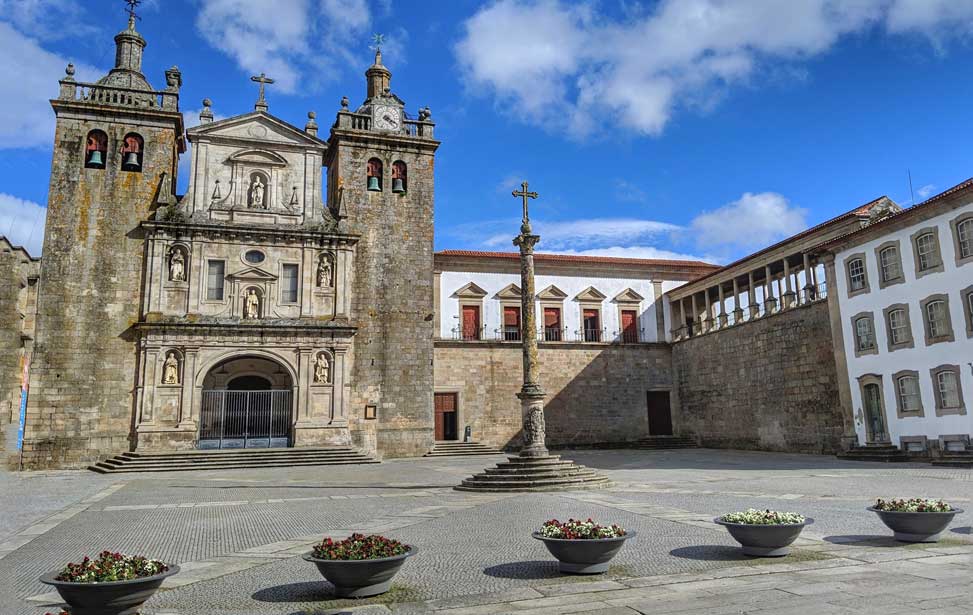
xmin=374 ymin=105 xmax=401 ymax=131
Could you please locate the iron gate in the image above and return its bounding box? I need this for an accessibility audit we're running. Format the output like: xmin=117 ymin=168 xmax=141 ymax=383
xmin=199 ymin=390 xmax=293 ymax=449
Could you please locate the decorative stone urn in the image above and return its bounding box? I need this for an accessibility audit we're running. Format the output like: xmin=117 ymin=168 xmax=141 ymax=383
xmin=532 ymin=531 xmax=635 ymax=574
xmin=302 ymin=548 xmax=416 ymax=598
xmin=869 ymin=507 xmax=963 ymax=543
xmin=714 ymin=518 xmax=814 ymax=557
xmin=39 ymin=565 xmax=180 ymax=615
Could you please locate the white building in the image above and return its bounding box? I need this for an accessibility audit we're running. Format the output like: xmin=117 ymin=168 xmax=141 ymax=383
xmin=822 ymin=178 xmax=973 ymax=459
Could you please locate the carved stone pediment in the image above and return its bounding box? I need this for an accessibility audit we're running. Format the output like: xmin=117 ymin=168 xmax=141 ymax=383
xmin=495 ymin=283 xmax=522 ymax=300
xmin=226 ymin=266 xmax=278 ymax=282
xmin=227 ymin=149 xmax=288 ymax=167
xmin=188 ymin=112 xmax=326 ymax=149
xmin=537 ymin=285 xmax=568 ymax=300
xmin=613 ymin=288 xmax=645 ymax=303
xmin=453 ymin=282 xmax=488 ymax=299
xmin=575 ymin=286 xmax=607 ymax=302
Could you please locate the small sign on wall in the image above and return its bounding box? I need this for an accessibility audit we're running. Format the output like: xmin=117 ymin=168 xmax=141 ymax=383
xmin=364 ymin=404 xmax=377 ymax=420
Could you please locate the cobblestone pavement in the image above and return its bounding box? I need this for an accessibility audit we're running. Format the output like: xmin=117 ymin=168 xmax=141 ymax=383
xmin=2 ymin=449 xmax=972 ymax=615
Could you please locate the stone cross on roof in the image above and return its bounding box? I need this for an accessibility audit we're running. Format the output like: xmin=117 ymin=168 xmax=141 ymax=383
xmin=124 ymin=0 xmax=141 ymax=28
xmin=250 ymin=73 xmax=275 ymax=112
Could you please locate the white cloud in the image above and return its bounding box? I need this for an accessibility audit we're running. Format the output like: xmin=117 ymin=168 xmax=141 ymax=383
xmin=0 ymin=22 xmax=101 ymax=149
xmin=689 ymin=192 xmax=808 ymax=253
xmin=482 ymin=217 xmax=681 ymax=250
xmin=194 ymin=0 xmax=380 ymax=95
xmin=916 ymin=183 xmax=937 ymax=200
xmin=456 ymin=0 xmax=973 ymax=138
xmin=0 ymin=193 xmax=46 ymax=256
xmin=556 ymin=245 xmax=713 ymax=263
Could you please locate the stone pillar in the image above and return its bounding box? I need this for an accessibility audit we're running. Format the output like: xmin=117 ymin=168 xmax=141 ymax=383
xmin=703 ymin=289 xmax=713 ymax=332
xmin=822 ymin=254 xmax=858 ymax=451
xmin=332 ymin=347 xmax=348 ymax=425
xmin=782 ymin=258 xmax=796 ymax=309
xmin=514 ymin=225 xmax=547 ymax=458
xmin=717 ymin=284 xmax=728 ymax=328
xmin=748 ymin=271 xmax=759 ymax=319
xmin=732 ymin=278 xmax=744 ymax=324
xmin=690 ymin=293 xmax=698 ymax=336
xmin=671 ymin=298 xmax=683 ymax=341
xmin=296 ymin=348 xmax=313 ymax=423
xmin=763 ymin=265 xmax=777 ymax=314
xmin=803 ymin=253 xmax=816 ymax=301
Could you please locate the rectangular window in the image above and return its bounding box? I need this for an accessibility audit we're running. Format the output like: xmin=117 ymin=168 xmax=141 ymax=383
xmin=897 ymin=376 xmax=921 ymax=412
xmin=880 ymin=247 xmax=901 ymax=282
xmin=461 ymin=305 xmax=480 ymax=340
xmin=926 ymin=301 xmax=948 ymax=338
xmin=583 ymin=308 xmax=601 ymax=342
xmin=936 ymin=371 xmax=961 ymax=409
xmin=916 ymin=233 xmax=939 ymax=271
xmin=967 ymin=292 xmax=973 ymax=330
xmin=543 ymin=307 xmax=562 ymax=341
xmin=888 ymin=309 xmax=909 ymax=345
xmin=281 ymin=264 xmax=299 ymax=303
xmin=855 ymin=317 xmax=875 ymax=351
xmin=206 ymin=260 xmax=225 ymax=300
xmin=958 ymin=219 xmax=972 ymax=259
xmin=621 ymin=309 xmax=638 ymax=343
xmin=848 ymin=258 xmax=866 ymax=291
xmin=503 ymin=305 xmax=521 ymax=341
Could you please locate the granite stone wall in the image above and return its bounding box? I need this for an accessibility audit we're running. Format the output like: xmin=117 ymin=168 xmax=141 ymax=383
xmin=671 ymin=301 xmax=843 ymax=454
xmin=434 ymin=342 xmax=673 ymax=450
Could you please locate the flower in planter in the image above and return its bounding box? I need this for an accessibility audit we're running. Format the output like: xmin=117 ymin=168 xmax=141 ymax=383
xmin=719 ymin=509 xmax=806 ymax=525
xmin=54 ymin=551 xmax=169 ymax=583
xmin=539 ymin=518 xmax=627 ymax=539
xmin=311 ymin=534 xmax=410 ymax=560
xmin=873 ymin=498 xmax=953 ymax=513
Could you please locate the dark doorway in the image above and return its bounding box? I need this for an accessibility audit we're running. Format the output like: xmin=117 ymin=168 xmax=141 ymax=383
xmin=646 ymin=391 xmax=673 ymax=436
xmin=434 ymin=392 xmax=458 ymax=441
xmin=227 ymin=375 xmax=272 ymax=391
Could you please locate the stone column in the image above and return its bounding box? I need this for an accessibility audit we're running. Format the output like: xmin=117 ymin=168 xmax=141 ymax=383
xmin=822 ymin=254 xmax=858 ymax=451
xmin=178 ymin=347 xmax=199 ymax=429
xmin=296 ymin=348 xmax=313 ymax=423
xmin=332 ymin=347 xmax=348 ymax=425
xmin=671 ymin=297 xmax=683 ymax=340
xmin=748 ymin=271 xmax=759 ymax=319
xmin=717 ymin=284 xmax=728 ymax=328
xmin=690 ymin=293 xmax=698 ymax=336
xmin=782 ymin=258 xmax=796 ymax=309
xmin=803 ymin=253 xmax=816 ymax=301
xmin=703 ymin=289 xmax=712 ymax=332
xmin=514 ymin=226 xmax=547 ymax=458
xmin=732 ymin=278 xmax=744 ymax=324
xmin=763 ymin=265 xmax=777 ymax=314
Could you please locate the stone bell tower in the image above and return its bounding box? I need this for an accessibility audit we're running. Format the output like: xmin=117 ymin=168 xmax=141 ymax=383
xmin=17 ymin=12 xmax=184 ymax=469
xmin=325 ymin=48 xmax=439 ymax=457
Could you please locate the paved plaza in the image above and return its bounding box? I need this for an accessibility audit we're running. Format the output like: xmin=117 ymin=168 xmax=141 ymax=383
xmin=1 ymin=449 xmax=971 ymax=615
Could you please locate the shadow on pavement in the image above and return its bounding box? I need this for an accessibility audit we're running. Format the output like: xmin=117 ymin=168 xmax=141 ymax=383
xmin=822 ymin=535 xmax=902 ymax=547
xmin=668 ymin=545 xmax=752 ymax=561
xmin=951 ymin=526 xmax=971 ymax=535
xmin=482 ymin=560 xmax=563 ymax=579
xmin=252 ymin=581 xmax=334 ymax=603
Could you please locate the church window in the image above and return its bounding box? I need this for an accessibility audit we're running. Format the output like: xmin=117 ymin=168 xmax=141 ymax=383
xmin=879 ymin=246 xmax=901 ymax=283
xmin=84 ymin=130 xmax=108 ymax=169
xmin=367 ymin=158 xmax=383 ymax=191
xmin=847 ymin=258 xmax=866 ymax=293
xmin=206 ymin=260 xmax=225 ymax=300
xmin=854 ymin=315 xmax=875 ymax=353
xmin=281 ymin=264 xmax=299 ymax=303
xmin=392 ymin=161 xmax=407 ymax=193
xmin=244 ymin=250 xmax=265 ymax=264
xmin=121 ymin=133 xmax=144 ymax=172
xmin=895 ymin=374 xmax=922 ymax=414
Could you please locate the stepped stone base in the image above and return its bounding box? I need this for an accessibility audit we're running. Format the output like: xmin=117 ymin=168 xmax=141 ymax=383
xmin=424 ymin=441 xmax=505 ymax=458
xmin=89 ymin=446 xmax=379 ymax=473
xmin=455 ymin=454 xmax=611 ymax=492
xmin=634 ymin=436 xmax=698 ymax=450
xmin=932 ymin=452 xmax=973 ymax=468
xmin=837 ymin=445 xmax=909 ymax=463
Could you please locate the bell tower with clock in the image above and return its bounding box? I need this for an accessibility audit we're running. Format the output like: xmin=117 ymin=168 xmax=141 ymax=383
xmin=325 ymin=47 xmax=440 ymax=458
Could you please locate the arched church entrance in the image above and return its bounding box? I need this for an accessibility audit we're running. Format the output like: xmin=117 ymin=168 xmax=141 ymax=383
xmin=199 ymin=356 xmax=294 ymax=449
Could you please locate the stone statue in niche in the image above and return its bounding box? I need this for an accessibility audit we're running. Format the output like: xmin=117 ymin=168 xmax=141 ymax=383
xmin=317 ymin=254 xmax=333 ymax=287
xmin=313 ymin=353 xmax=331 ymax=384
xmin=248 ymin=176 xmax=266 ymax=209
xmin=162 ymin=351 xmax=180 ymax=385
xmin=168 ymin=248 xmax=185 ymax=282
xmin=244 ymin=288 xmax=260 ymax=319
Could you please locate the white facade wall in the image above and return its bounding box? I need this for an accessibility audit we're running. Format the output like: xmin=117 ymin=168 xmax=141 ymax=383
xmin=439 ymin=271 xmax=685 ymax=343
xmin=834 ymin=201 xmax=973 ymax=449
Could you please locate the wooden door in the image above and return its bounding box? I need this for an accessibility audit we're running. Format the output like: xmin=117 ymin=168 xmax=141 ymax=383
xmin=583 ymin=309 xmax=600 ymax=341
xmin=646 ymin=391 xmax=673 ymax=436
xmin=621 ymin=309 xmax=638 ymax=343
xmin=863 ymin=384 xmax=886 ymax=443
xmin=434 ymin=393 xmax=458 ymax=441
xmin=461 ymin=305 xmax=480 ymax=340
xmin=543 ymin=307 xmax=561 ymax=341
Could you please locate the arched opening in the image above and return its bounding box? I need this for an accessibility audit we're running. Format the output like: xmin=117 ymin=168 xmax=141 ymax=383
xmin=199 ymin=355 xmax=294 ymax=449
xmin=121 ymin=133 xmax=144 ymax=172
xmin=247 ymin=171 xmax=269 ymax=208
xmin=85 ymin=130 xmax=108 ymax=169
xmin=392 ymin=160 xmax=407 ymax=193
xmin=366 ymin=158 xmax=383 ymax=191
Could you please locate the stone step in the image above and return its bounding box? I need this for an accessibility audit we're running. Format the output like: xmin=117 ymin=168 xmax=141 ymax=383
xmin=456 ymin=475 xmax=612 ymax=492
xmin=89 ymin=446 xmax=379 ymax=473
xmin=120 ymin=447 xmax=360 ymax=459
xmin=837 ymin=447 xmax=910 ymax=462
xmin=423 ymin=441 xmax=505 ymax=458
xmin=89 ymin=457 xmax=379 ymax=474
xmin=100 ymin=453 xmax=375 ymax=467
xmin=932 ymin=454 xmax=973 ymax=468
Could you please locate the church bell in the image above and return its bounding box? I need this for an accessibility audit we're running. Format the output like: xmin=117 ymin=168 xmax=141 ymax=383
xmin=367 ymin=176 xmax=381 ymax=191
xmin=392 ymin=178 xmax=405 ymax=193
xmin=123 ymin=152 xmax=141 ymax=170
xmin=87 ymin=150 xmax=104 ymax=167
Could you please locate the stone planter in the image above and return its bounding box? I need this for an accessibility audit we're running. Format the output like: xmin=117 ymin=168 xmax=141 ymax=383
xmin=714 ymin=518 xmax=813 ymax=557
xmin=302 ymin=547 xmax=416 ymax=598
xmin=532 ymin=531 xmax=635 ymax=574
xmin=39 ymin=565 xmax=179 ymax=615
xmin=868 ymin=507 xmax=963 ymax=543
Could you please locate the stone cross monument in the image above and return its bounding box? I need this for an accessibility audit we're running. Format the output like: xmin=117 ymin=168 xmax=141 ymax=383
xmin=251 ymin=73 xmax=274 ymax=112
xmin=511 ymin=181 xmax=548 ymax=458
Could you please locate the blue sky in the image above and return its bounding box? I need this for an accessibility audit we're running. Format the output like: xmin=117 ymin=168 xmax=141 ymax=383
xmin=2 ymin=0 xmax=973 ymax=263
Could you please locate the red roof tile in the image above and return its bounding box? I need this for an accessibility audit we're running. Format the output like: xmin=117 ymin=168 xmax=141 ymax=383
xmin=435 ymin=250 xmax=719 ymax=270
